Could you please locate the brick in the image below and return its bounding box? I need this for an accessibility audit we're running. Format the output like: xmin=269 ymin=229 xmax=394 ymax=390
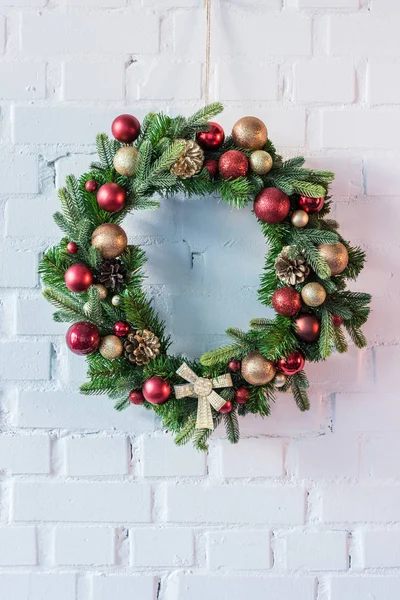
xmin=92 ymin=575 xmax=156 ymax=599
xmin=13 ymin=481 xmax=151 ymax=523
xmin=0 ymin=250 xmax=38 ymax=287
xmin=321 ymin=484 xmax=400 ymax=523
xmin=131 ymin=528 xmax=194 ymax=567
xmin=206 ymin=530 xmax=271 ymax=570
xmin=165 ymin=573 xmax=316 ymax=600
xmin=330 ymin=576 xmax=400 ymax=600
xmin=0 ymin=17 xmax=4 ymax=54
xmin=62 ymin=62 xmax=125 ymax=101
xmin=334 ymin=394 xmax=400 ymax=434
xmin=67 ymin=0 xmax=125 ymax=5
xmin=6 ymin=197 xmax=60 ymax=238
xmin=0 ymin=527 xmax=37 ymax=566
xmin=0 ymin=341 xmax=50 ymax=380
xmin=335 ymin=200 xmax=397 ymax=247
xmin=362 ymin=530 xmax=400 ymax=568
xmin=306 ymin=346 xmax=373 ymax=393
xmin=0 ymin=63 xmax=45 ymax=100
xmin=141 ymin=435 xmax=206 ymax=477
xmin=143 ymin=242 xmax=192 ymax=285
xmin=15 ymin=390 xmax=156 ymax=431
xmin=293 ymin=435 xmax=359 ymax=479
xmin=136 ymin=59 xmax=202 ymax=100
xmin=0 ymin=435 xmax=50 ymax=474
xmin=215 ymin=438 xmax=284 ymax=478
xmin=0 ymin=0 xmax=45 ymax=4
xmin=364 ymin=157 xmax=400 ymax=195
xmin=64 ymin=436 xmax=128 ymax=476
xmin=369 ymin=61 xmax=400 ymax=105
xmin=321 ymin=111 xmax=400 ymax=149
xmin=217 ymin=62 xmax=277 ymax=101
xmin=294 ymin=61 xmax=355 ymax=103
xmin=54 ymin=526 xmax=114 ymax=566
xmin=304 ymin=157 xmax=363 ymax=196
xmin=285 ymin=531 xmax=348 ymax=571
xmin=16 ymin=297 xmax=65 ymax=335
xmin=21 ymin=13 xmax=158 ymax=55
xmin=375 ymin=346 xmax=400 ymax=391
xmin=165 ymin=484 xmax=305 ymax=525
xmin=299 ymin=0 xmax=359 ymax=5
xmin=361 ymin=435 xmax=400 ymax=478
xmin=329 ymin=16 xmax=400 ymax=57
xmin=0 ymin=574 xmax=76 ymax=600
xmin=0 ymin=155 xmax=39 ymax=194
xmin=55 ymin=153 xmax=94 ymax=188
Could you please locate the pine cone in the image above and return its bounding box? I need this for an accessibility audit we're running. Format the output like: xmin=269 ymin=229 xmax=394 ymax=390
xmin=275 ymin=246 xmax=310 ymax=285
xmin=170 ymin=139 xmax=204 ymax=179
xmin=97 ymin=259 xmax=127 ymax=291
xmin=123 ymin=329 xmax=161 ymax=366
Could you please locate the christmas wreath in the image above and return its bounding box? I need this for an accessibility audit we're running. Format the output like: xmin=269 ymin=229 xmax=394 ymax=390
xmin=39 ymin=103 xmax=371 ymax=451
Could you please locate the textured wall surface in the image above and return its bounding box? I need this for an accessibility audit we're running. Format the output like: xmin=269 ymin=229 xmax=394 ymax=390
xmin=0 ymin=0 xmax=398 ymax=599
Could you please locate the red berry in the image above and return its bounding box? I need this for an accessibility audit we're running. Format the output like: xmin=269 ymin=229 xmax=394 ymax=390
xmin=204 ymin=158 xmax=219 ymax=179
xmin=129 ymin=390 xmax=145 ymax=405
xmin=332 ymin=314 xmax=344 ymax=327
xmin=85 ymin=179 xmax=98 ymax=193
xmin=228 ymin=359 xmax=241 ymax=372
xmin=219 ymin=401 xmax=233 ymax=414
xmin=66 ymin=241 xmax=78 ymax=254
xmin=114 ymin=321 xmax=131 ymax=337
xmin=235 ymin=387 xmax=250 ymax=405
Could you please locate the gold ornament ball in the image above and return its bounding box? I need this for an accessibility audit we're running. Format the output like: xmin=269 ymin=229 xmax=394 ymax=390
xmin=91 ymin=223 xmax=128 ymax=260
xmin=232 ymin=116 xmax=268 ymax=150
xmin=291 ymin=209 xmax=309 ymax=228
xmin=273 ymin=372 xmax=287 ymax=388
xmin=241 ymin=350 xmax=276 ymax=385
xmin=318 ymin=242 xmax=349 ymax=276
xmin=301 ymin=282 xmax=327 ymax=307
xmin=99 ymin=335 xmax=123 ymax=360
xmin=111 ymin=295 xmax=121 ymax=307
xmin=113 ymin=146 xmax=139 ymax=177
xmin=93 ymin=283 xmax=108 ymax=300
xmin=249 ymin=150 xmax=273 ymax=175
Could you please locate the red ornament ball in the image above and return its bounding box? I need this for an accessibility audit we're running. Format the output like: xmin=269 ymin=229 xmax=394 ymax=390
xmin=66 ymin=241 xmax=78 ymax=254
xmin=332 ymin=314 xmax=344 ymax=327
xmin=85 ymin=179 xmax=97 ymax=193
xmin=196 ymin=121 xmax=225 ymax=150
xmin=298 ymin=195 xmax=325 ymax=214
xmin=129 ymin=390 xmax=145 ymax=405
xmin=97 ymin=183 xmax=126 ymax=212
xmin=235 ymin=387 xmax=250 ymax=405
xmin=142 ymin=376 xmax=171 ymax=405
xmin=277 ymin=351 xmax=305 ymax=375
xmin=111 ymin=114 xmax=140 ymax=143
xmin=113 ymin=321 xmax=131 ymax=337
xmin=219 ymin=150 xmax=249 ymax=180
xmin=64 ymin=264 xmax=93 ymax=293
xmin=294 ymin=313 xmax=321 ymax=343
xmin=219 ymin=401 xmax=233 ymax=414
xmin=272 ymin=287 xmax=302 ymax=317
xmin=254 ymin=188 xmax=290 ymax=224
xmin=204 ymin=158 xmax=219 ymax=179
xmin=228 ymin=359 xmax=241 ymax=372
xmin=66 ymin=321 xmax=100 ymax=355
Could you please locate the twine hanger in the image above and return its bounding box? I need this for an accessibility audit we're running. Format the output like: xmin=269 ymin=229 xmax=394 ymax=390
xmin=204 ymin=0 xmax=212 ymax=105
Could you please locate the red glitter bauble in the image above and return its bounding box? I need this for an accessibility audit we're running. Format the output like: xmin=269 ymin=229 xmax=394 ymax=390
xmin=219 ymin=150 xmax=249 ymax=180
xmin=298 ymin=195 xmax=325 ymax=214
xmin=111 ymin=114 xmax=140 ymax=143
xmin=277 ymin=351 xmax=305 ymax=375
xmin=228 ymin=359 xmax=241 ymax=372
xmin=235 ymin=387 xmax=250 ymax=405
xmin=272 ymin=287 xmax=302 ymax=317
xmin=113 ymin=321 xmax=131 ymax=337
xmin=66 ymin=241 xmax=78 ymax=254
xmin=142 ymin=376 xmax=171 ymax=405
xmin=196 ymin=121 xmax=225 ymax=150
xmin=332 ymin=314 xmax=344 ymax=327
xmin=204 ymin=159 xmax=219 ymax=179
xmin=66 ymin=321 xmax=100 ymax=355
xmin=219 ymin=401 xmax=233 ymax=414
xmin=64 ymin=264 xmax=93 ymax=293
xmin=85 ymin=179 xmax=97 ymax=193
xmin=129 ymin=390 xmax=145 ymax=405
xmin=97 ymin=183 xmax=126 ymax=212
xmin=254 ymin=188 xmax=290 ymax=224
xmin=294 ymin=313 xmax=321 ymax=343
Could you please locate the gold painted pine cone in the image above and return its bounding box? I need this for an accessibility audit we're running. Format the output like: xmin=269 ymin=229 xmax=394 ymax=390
xmin=123 ymin=329 xmax=161 ymax=366
xmin=275 ymin=246 xmax=310 ymax=286
xmin=170 ymin=139 xmax=204 ymax=179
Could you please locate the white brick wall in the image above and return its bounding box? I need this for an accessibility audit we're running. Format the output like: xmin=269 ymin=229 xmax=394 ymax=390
xmin=0 ymin=1 xmax=398 ymax=598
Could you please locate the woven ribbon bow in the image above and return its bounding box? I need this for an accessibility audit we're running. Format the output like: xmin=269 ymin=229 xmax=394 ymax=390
xmin=174 ymin=362 xmax=233 ymax=430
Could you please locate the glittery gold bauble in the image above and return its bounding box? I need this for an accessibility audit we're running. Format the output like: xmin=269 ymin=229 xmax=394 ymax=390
xmin=113 ymin=146 xmax=139 ymax=177
xmin=232 ymin=116 xmax=268 ymax=150
xmin=170 ymin=139 xmax=204 ymax=179
xmin=99 ymin=335 xmax=123 ymax=359
xmin=249 ymin=150 xmax=273 ymax=175
xmin=241 ymin=351 xmax=276 ymax=385
xmin=291 ymin=209 xmax=309 ymax=228
xmin=318 ymin=242 xmax=349 ymax=276
xmin=93 ymin=283 xmax=108 ymax=300
xmin=111 ymin=295 xmax=121 ymax=306
xmin=273 ymin=373 xmax=287 ymax=388
xmin=91 ymin=223 xmax=128 ymax=260
xmin=301 ymin=282 xmax=327 ymax=307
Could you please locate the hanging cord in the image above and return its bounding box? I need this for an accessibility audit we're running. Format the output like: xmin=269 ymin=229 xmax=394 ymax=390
xmin=204 ymin=0 xmax=212 ymax=105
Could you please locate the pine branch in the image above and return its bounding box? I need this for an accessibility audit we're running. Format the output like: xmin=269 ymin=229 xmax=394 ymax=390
xmin=223 ymin=410 xmax=240 ymax=444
